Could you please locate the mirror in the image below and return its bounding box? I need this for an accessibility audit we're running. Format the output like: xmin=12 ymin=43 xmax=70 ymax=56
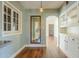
xmin=30 ymin=16 xmax=41 ymax=44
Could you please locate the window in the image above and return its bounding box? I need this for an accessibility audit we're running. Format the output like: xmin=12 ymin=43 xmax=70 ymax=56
xmin=4 ymin=5 xmax=11 ymax=31
xmin=2 ymin=2 xmax=22 ymax=36
xmin=13 ymin=11 xmax=19 ymax=31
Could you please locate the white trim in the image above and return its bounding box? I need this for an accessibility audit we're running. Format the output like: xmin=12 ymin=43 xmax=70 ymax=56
xmin=2 ymin=1 xmax=4 ymax=37
xmin=4 ymin=1 xmax=21 ymax=13
xmin=11 ymin=44 xmax=46 ymax=58
xmin=10 ymin=45 xmax=26 ymax=58
xmin=26 ymin=44 xmax=46 ymax=47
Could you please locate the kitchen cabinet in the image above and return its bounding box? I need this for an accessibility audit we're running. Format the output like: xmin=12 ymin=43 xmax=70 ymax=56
xmin=67 ymin=4 xmax=78 ymax=27
xmin=59 ymin=1 xmax=79 ymax=57
xmin=74 ymin=35 xmax=79 ymax=57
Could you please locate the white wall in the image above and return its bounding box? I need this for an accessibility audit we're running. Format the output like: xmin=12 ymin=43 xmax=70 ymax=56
xmin=54 ymin=18 xmax=58 ymax=46
xmin=54 ymin=18 xmax=58 ymax=39
xmin=46 ymin=16 xmax=55 ymax=38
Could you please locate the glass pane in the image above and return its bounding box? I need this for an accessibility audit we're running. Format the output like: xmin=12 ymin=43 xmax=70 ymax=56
xmin=13 ymin=11 xmax=16 ymax=24
xmin=15 ymin=24 xmax=18 ymax=30
xmin=4 ymin=14 xmax=6 ymax=22
xmin=13 ymin=18 xmax=16 ymax=24
xmin=8 ymin=8 xmax=11 ymax=15
xmin=13 ymin=11 xmax=16 ymax=17
xmin=17 ymin=13 xmax=18 ymax=24
xmin=8 ymin=16 xmax=11 ymax=23
xmin=4 ymin=23 xmax=6 ymax=31
xmin=13 ymin=17 xmax=16 ymax=31
xmin=4 ymin=5 xmax=6 ymax=13
xmin=8 ymin=24 xmax=11 ymax=31
xmin=13 ymin=11 xmax=19 ymax=31
xmin=17 ymin=24 xmax=18 ymax=30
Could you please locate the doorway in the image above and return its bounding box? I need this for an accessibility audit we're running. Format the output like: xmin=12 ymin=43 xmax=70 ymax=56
xmin=49 ymin=24 xmax=54 ymax=37
xmin=46 ymin=16 xmax=59 ymax=47
xmin=45 ymin=16 xmax=61 ymax=57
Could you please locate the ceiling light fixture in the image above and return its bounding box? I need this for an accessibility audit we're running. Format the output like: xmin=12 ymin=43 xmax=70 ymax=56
xmin=40 ymin=1 xmax=43 ymax=12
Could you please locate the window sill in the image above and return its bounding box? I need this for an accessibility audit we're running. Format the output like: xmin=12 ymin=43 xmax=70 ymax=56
xmin=2 ymin=31 xmax=22 ymax=37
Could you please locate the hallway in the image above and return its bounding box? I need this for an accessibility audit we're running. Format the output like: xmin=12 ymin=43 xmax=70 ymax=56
xmin=45 ymin=36 xmax=67 ymax=58
xmin=15 ymin=36 xmax=67 ymax=58
xmin=0 ymin=1 xmax=79 ymax=58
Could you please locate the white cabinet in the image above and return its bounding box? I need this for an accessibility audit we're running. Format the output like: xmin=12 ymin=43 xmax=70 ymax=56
xmin=60 ymin=34 xmax=68 ymax=51
xmin=60 ymin=33 xmax=78 ymax=57
xmin=60 ymin=15 xmax=67 ymax=27
xmin=59 ymin=2 xmax=79 ymax=58
xmin=60 ymin=34 xmax=65 ymax=49
xmin=67 ymin=2 xmax=79 ymax=27
xmin=74 ymin=36 xmax=79 ymax=57
xmin=68 ymin=35 xmax=76 ymax=57
xmin=64 ymin=35 xmax=68 ymax=51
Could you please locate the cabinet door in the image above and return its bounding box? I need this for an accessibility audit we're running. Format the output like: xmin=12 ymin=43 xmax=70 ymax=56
xmin=68 ymin=35 xmax=76 ymax=57
xmin=60 ymin=34 xmax=65 ymax=49
xmin=75 ymin=36 xmax=79 ymax=57
xmin=67 ymin=5 xmax=78 ymax=26
xmin=75 ymin=44 xmax=79 ymax=57
xmin=64 ymin=35 xmax=68 ymax=51
xmin=60 ymin=15 xmax=67 ymax=27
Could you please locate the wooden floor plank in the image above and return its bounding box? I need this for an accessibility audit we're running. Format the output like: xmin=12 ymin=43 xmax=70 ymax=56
xmin=15 ymin=47 xmax=46 ymax=58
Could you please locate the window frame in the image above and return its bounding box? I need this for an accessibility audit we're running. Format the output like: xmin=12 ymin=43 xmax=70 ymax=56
xmin=3 ymin=4 xmax=12 ymax=32
xmin=2 ymin=1 xmax=22 ymax=37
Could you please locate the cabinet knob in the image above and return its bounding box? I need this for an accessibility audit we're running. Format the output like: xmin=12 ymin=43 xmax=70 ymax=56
xmin=3 ymin=41 xmax=11 ymax=44
xmin=72 ymin=39 xmax=75 ymax=41
xmin=64 ymin=40 xmax=68 ymax=43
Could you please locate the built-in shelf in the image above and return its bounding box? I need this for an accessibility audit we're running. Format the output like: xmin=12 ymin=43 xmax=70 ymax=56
xmin=60 ymin=27 xmax=68 ymax=34
xmin=59 ymin=2 xmax=79 ymax=27
xmin=59 ymin=1 xmax=79 ymax=34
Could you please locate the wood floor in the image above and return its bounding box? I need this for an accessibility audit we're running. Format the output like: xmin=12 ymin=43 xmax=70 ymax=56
xmin=15 ymin=47 xmax=46 ymax=58
xmin=46 ymin=36 xmax=67 ymax=58
xmin=15 ymin=36 xmax=67 ymax=58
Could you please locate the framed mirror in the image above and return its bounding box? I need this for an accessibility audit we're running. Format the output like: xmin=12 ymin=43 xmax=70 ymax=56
xmin=30 ymin=16 xmax=41 ymax=44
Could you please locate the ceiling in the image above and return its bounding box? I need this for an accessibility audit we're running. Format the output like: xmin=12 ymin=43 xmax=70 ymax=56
xmin=19 ymin=1 xmax=64 ymax=9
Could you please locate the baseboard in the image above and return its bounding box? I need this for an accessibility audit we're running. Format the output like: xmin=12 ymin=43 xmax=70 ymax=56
xmin=10 ymin=44 xmax=46 ymax=58
xmin=59 ymin=47 xmax=69 ymax=58
xmin=10 ymin=45 xmax=26 ymax=58
xmin=26 ymin=44 xmax=46 ymax=47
